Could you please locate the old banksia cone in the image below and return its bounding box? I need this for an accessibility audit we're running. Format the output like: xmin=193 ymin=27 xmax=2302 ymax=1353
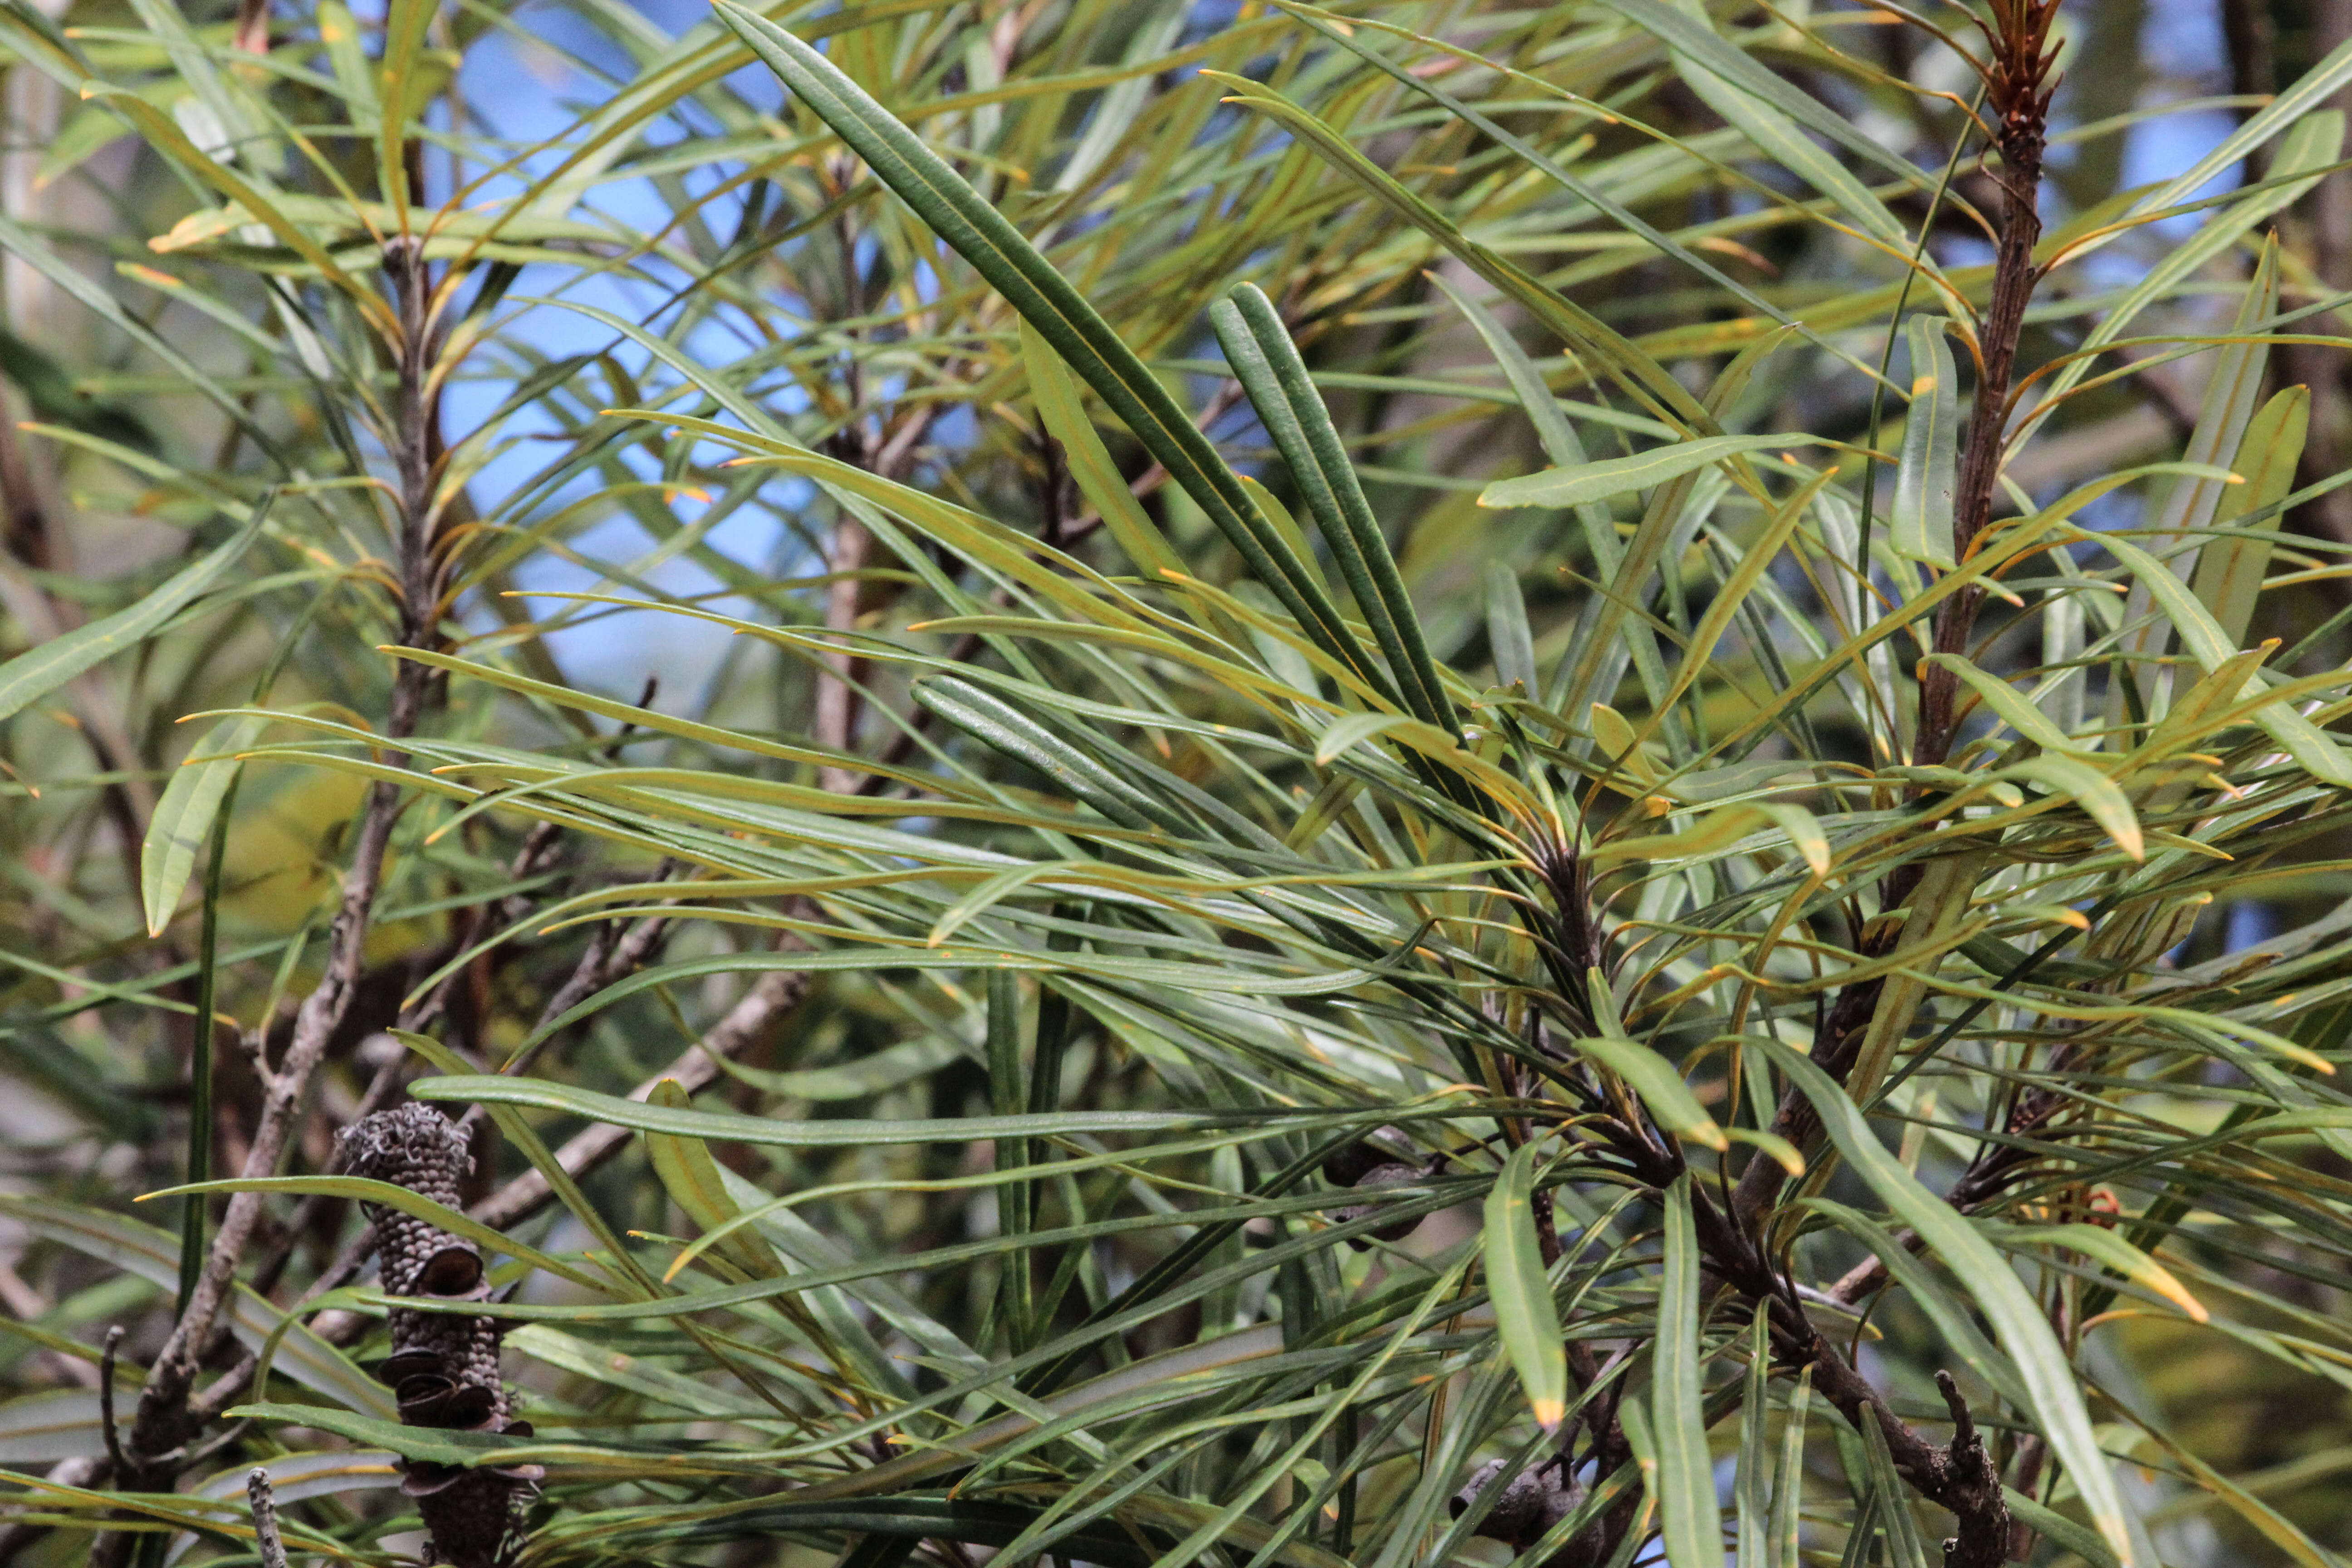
xmin=1322 ymin=1128 xmax=1431 ymax=1249
xmin=338 ymin=1105 xmax=539 ymax=1568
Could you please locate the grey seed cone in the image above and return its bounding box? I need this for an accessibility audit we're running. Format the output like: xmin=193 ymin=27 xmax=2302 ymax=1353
xmin=340 ymin=1105 xmax=534 ymax=1566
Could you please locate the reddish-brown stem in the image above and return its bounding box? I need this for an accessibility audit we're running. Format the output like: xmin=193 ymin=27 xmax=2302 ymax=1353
xmin=1916 ymin=1 xmax=2058 ymax=768
xmin=1735 ymin=1 xmax=2058 ymax=1228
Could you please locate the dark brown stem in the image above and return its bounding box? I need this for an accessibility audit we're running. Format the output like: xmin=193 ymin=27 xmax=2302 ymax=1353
xmin=1934 ymin=1373 xmax=2010 ymax=1568
xmin=1611 ymin=1112 xmax=2011 ymax=1563
xmin=2006 ymin=1433 xmax=2048 ymax=1562
xmin=1038 ymin=430 xmax=1072 ymax=552
xmin=388 ymin=235 xmax=444 ymax=646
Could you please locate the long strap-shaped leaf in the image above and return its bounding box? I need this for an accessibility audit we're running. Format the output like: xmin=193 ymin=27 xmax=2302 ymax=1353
xmin=0 ymin=502 xmax=269 ymax=727
xmin=713 ymin=0 xmax=1384 ymax=702
xmin=1210 ymin=285 xmax=1454 ymax=735
xmin=1653 ymin=1174 xmax=1718 ymax=1568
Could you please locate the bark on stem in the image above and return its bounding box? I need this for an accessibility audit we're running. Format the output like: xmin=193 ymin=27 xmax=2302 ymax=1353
xmin=101 ymin=240 xmax=450 ymax=1563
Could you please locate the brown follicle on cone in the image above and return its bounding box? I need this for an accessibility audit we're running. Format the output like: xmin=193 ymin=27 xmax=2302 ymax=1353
xmin=338 ymin=1105 xmax=539 ymax=1568
xmin=1450 ymin=1458 xmax=1601 ymax=1568
xmin=1322 ymin=1129 xmax=1431 ymax=1248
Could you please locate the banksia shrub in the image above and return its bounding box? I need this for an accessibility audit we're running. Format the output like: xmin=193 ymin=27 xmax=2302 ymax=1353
xmin=9 ymin=0 xmax=2352 ymax=1563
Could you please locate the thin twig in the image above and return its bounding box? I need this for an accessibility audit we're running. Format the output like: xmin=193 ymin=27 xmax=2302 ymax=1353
xmin=103 ymin=239 xmax=452 ymax=1560
xmin=248 ymin=1468 xmax=288 ymax=1568
xmin=98 ymin=1328 xmax=128 ymax=1476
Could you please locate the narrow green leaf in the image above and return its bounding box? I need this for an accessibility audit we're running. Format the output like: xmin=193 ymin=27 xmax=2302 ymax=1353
xmin=2094 ymin=528 xmax=2352 ymax=786
xmin=141 ymin=1175 xmax=607 ymax=1294
xmin=2156 ymin=240 xmax=2278 ymax=546
xmin=987 ymin=969 xmax=1035 ymax=1348
xmin=1650 ymin=471 xmax=1828 ymax=725
xmin=915 ymin=675 xmax=1157 ymax=831
xmin=1923 ymin=654 xmax=2081 ymax=754
xmin=141 ymin=713 xmax=267 ymax=937
xmin=2116 ymin=239 xmax=2277 ymax=718
xmin=713 ymin=0 xmax=1386 ymax=699
xmin=0 ymin=1195 xmax=390 ymax=1417
xmin=1595 ymin=0 xmax=1933 ymax=196
xmin=927 ymin=863 xmax=1062 ymax=949
xmin=1484 ymin=561 xmax=1536 ymax=694
xmin=1735 ymin=1306 xmax=1771 ymax=1568
xmin=1020 ymin=318 xmax=1184 ymax=582
xmin=1203 ymin=70 xmax=1712 ymax=429
xmin=645 ymin=1079 xmax=784 ymax=1282
xmin=1428 ymin=274 xmax=1661 ymax=709
xmin=1654 ymin=1175 xmax=1717 ymax=1568
xmin=1843 ymin=846 xmax=1989 ymax=1105
xmin=413 ymin=1073 xmax=1351 ymax=1147
xmin=712 ymin=1034 xmax=963 ymax=1101
xmin=0 ymin=1390 xmax=113 ymax=1462
xmin=1984 ymin=1222 xmax=2206 ymax=1322
xmin=0 ymin=508 xmax=265 ymax=726
xmin=1772 ymin=1367 xmax=1811 ymax=1568
xmin=1314 ymin=711 xmax=1413 ymax=766
xmin=1483 ymin=1139 xmax=1564 ymax=1430
xmin=1480 ymin=435 xmax=1820 ymax=512
xmin=377 ymin=0 xmax=437 ymax=211
xmin=2190 ymin=384 xmax=2308 ymax=646
xmin=1890 ymin=317 xmax=1958 ymax=569
xmin=2131 ymin=43 xmax=2352 ymax=222
xmin=2002 ymin=755 xmax=2143 ymax=862
xmin=1803 ymin=1200 xmax=2030 ymax=1410
xmin=1570 ymin=1034 xmax=1726 ymax=1152
xmin=1858 ymin=1409 xmax=1931 ymax=1568
xmin=392 ymin=1031 xmax=656 ymax=1298
xmin=1215 ymin=284 xmax=1454 ymax=733
xmin=316 ymin=0 xmax=378 ymax=117
xmin=1669 ymin=18 xmax=1908 ymax=248
xmin=2002 ymin=1489 xmax=2119 ymax=1568
xmin=1588 ymin=800 xmax=1825 ymax=885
